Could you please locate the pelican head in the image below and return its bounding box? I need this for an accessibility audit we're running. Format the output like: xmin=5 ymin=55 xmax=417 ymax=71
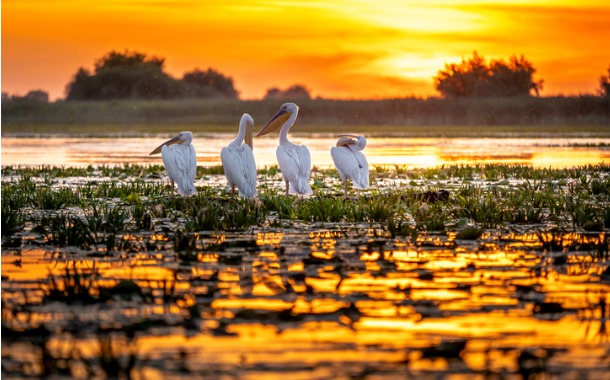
xmin=336 ymin=134 xmax=366 ymax=151
xmin=150 ymin=131 xmax=193 ymax=155
xmin=241 ymin=113 xmax=255 ymax=151
xmin=256 ymin=103 xmax=299 ymax=137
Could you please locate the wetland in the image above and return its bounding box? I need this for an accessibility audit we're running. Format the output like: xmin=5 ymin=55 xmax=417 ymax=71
xmin=2 ymin=161 xmax=609 ymax=379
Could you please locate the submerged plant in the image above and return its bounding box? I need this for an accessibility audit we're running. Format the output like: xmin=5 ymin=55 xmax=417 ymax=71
xmin=41 ymin=262 xmax=100 ymax=304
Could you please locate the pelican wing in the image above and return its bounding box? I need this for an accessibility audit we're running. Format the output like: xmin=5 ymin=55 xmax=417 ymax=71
xmin=221 ymin=145 xmax=258 ymax=198
xmin=331 ymin=146 xmax=369 ymax=189
xmin=351 ymin=151 xmax=369 ymax=189
xmin=277 ymin=143 xmax=312 ymax=195
xmin=162 ymin=144 xmax=197 ymax=196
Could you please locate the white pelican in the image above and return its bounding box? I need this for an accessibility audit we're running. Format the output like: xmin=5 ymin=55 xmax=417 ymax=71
xmin=257 ymin=103 xmax=312 ymax=196
xmin=150 ymin=131 xmax=197 ymax=196
xmin=330 ymin=134 xmax=369 ymax=198
xmin=220 ymin=114 xmax=257 ymax=198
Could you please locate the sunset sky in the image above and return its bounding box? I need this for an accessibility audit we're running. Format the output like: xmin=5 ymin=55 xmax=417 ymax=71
xmin=2 ymin=0 xmax=610 ymax=100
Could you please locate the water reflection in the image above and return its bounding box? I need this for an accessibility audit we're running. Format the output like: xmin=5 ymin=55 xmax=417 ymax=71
xmin=2 ymin=135 xmax=609 ymax=168
xmin=2 ymin=225 xmax=609 ymax=378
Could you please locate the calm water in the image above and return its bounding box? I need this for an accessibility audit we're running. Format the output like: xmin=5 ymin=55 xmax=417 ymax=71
xmin=3 ymin=226 xmax=609 ymax=378
xmin=2 ymin=134 xmax=609 ymax=168
xmin=2 ymin=134 xmax=610 ymax=379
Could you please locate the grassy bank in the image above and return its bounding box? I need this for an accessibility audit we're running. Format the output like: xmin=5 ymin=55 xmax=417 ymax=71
xmin=2 ymin=96 xmax=609 ymax=135
xmin=3 ymin=123 xmax=610 ymax=138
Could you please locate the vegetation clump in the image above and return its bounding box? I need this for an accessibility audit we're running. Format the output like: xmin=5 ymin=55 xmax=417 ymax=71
xmin=65 ymin=51 xmax=238 ymax=101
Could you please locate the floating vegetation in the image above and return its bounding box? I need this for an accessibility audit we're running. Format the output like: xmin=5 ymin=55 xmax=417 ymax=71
xmin=2 ymin=163 xmax=609 ymax=379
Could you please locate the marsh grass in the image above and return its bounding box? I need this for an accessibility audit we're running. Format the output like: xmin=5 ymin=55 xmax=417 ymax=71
xmin=411 ymin=202 xmax=449 ymax=231
xmin=1 ymin=164 xmax=227 ymax=180
xmin=34 ymin=187 xmax=81 ymax=210
xmin=1 ymin=203 xmax=24 ymax=237
xmin=452 ymin=186 xmax=506 ymax=228
xmin=45 ymin=214 xmax=95 ymax=248
xmin=2 ymin=163 xmax=609 ymax=247
xmin=1 ymin=181 xmax=32 ymax=237
xmin=78 ymin=181 xmax=166 ymax=199
xmin=186 ymin=198 xmax=265 ymax=231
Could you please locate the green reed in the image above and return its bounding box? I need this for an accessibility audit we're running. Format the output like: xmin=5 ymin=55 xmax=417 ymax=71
xmin=2 ymin=163 xmax=609 ymax=249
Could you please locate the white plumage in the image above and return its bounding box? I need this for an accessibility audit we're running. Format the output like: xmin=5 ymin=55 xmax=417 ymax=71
xmin=220 ymin=114 xmax=258 ymax=198
xmin=150 ymin=131 xmax=197 ymax=196
xmin=330 ymin=134 xmax=369 ymax=197
xmin=257 ymin=103 xmax=312 ymax=196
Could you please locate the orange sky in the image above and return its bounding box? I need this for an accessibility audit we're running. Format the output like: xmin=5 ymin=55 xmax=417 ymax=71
xmin=2 ymin=0 xmax=610 ymax=100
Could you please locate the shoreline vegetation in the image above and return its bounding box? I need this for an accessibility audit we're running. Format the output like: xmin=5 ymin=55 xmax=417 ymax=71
xmin=2 ymin=96 xmax=609 ymax=137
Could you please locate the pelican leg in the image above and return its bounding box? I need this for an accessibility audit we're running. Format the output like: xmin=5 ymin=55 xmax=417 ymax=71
xmin=343 ymin=180 xmax=349 ymax=199
xmin=231 ymin=185 xmax=236 ymax=198
xmin=285 ymin=181 xmax=290 ymax=196
xmin=170 ymin=180 xmax=175 ymax=194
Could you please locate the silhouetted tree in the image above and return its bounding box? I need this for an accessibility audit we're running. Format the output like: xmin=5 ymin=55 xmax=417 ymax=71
xmin=66 ymin=51 xmax=181 ymax=100
xmin=66 ymin=51 xmax=240 ymax=100
xmin=24 ymin=90 xmax=49 ymax=102
xmin=182 ymin=68 xmax=238 ymax=98
xmin=599 ymin=64 xmax=610 ymax=98
xmin=264 ymin=84 xmax=311 ymax=100
xmin=1 ymin=90 xmax=49 ymax=102
xmin=434 ymin=52 xmax=543 ymax=98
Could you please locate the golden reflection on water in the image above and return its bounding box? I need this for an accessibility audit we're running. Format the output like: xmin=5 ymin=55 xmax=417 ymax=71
xmin=256 ymin=232 xmax=284 ymax=246
xmin=2 ymin=136 xmax=608 ymax=168
xmin=2 ymin=224 xmax=609 ymax=378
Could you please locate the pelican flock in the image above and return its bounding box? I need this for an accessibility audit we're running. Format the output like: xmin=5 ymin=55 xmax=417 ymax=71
xmin=220 ymin=113 xmax=258 ymax=198
xmin=150 ymin=131 xmax=197 ymax=196
xmin=150 ymin=104 xmax=370 ymax=199
xmin=330 ymin=134 xmax=369 ymax=198
xmin=256 ymin=103 xmax=313 ymax=196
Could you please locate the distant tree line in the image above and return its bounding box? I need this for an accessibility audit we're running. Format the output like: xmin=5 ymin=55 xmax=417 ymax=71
xmin=2 ymin=89 xmax=49 ymax=103
xmin=433 ymin=52 xmax=544 ymax=98
xmin=65 ymin=51 xmax=238 ymax=100
xmin=264 ymin=84 xmax=311 ymax=100
xmin=4 ymin=49 xmax=609 ymax=101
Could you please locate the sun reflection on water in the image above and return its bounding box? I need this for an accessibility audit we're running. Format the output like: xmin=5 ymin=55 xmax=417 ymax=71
xmin=2 ymin=136 xmax=608 ymax=168
xmin=2 ymin=193 xmax=610 ymax=377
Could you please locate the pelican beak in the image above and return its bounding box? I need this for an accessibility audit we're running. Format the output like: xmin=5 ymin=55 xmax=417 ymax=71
xmin=245 ymin=119 xmax=254 ymax=151
xmin=256 ymin=108 xmax=290 ymax=137
xmin=150 ymin=135 xmax=182 ymax=155
xmin=336 ymin=135 xmax=357 ymax=147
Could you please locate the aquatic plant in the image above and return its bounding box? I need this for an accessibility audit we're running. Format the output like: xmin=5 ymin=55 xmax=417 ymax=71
xmin=293 ymin=197 xmax=351 ymax=223
xmin=33 ymin=186 xmax=81 ymax=210
xmin=452 ymin=185 xmax=506 ymax=228
xmin=43 ymin=214 xmax=90 ymax=248
xmin=410 ymin=201 xmax=449 ymax=231
xmin=130 ymin=203 xmax=153 ymax=230
xmin=186 ymin=197 xmax=265 ymax=231
xmin=1 ymin=202 xmax=24 ymax=237
xmin=1 ymin=183 xmax=29 ymax=237
xmin=41 ymin=262 xmax=100 ymax=304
